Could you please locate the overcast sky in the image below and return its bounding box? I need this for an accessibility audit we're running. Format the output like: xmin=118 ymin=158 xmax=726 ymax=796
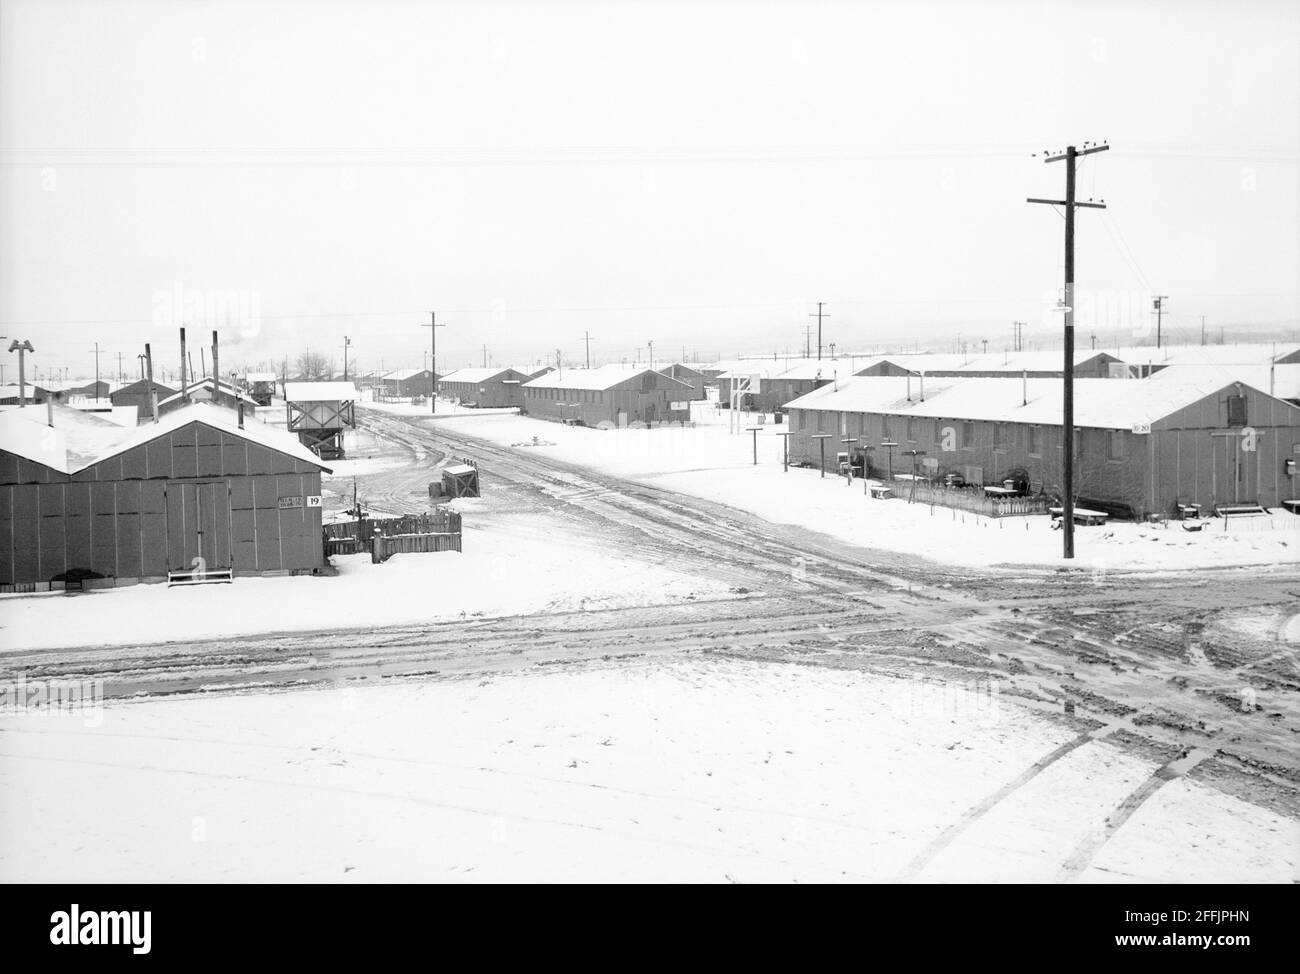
xmin=2 ymin=0 xmax=1297 ymax=381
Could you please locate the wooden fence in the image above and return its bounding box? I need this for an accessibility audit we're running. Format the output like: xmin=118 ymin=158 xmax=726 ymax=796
xmin=903 ymin=482 xmax=1054 ymax=518
xmin=323 ymin=511 xmax=463 ymax=559
xmin=372 ymin=531 xmax=463 ymax=562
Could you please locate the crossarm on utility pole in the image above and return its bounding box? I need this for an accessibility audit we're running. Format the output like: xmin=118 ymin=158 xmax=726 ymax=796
xmin=1026 ymin=198 xmax=1107 ymax=209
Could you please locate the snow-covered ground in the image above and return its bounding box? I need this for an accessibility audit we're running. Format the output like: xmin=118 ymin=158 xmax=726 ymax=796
xmin=421 ymin=406 xmax=1300 ymax=571
xmin=1 ymin=656 xmax=1291 ymax=882
xmin=0 ymin=515 xmax=731 ymax=652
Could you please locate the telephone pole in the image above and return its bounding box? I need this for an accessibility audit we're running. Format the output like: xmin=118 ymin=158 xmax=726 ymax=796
xmin=583 ymin=331 xmax=593 ymax=369
xmin=342 ymin=335 xmax=352 ymax=381
xmin=1153 ymin=296 xmax=1168 ymax=349
xmin=1200 ymin=315 xmax=1207 ymax=346
xmin=421 ymin=312 xmax=446 ymax=414
xmin=91 ymin=342 xmax=102 ymax=401
xmin=809 ymin=302 xmax=828 ymax=360
xmin=1028 ymin=140 xmax=1109 ymax=560
xmin=803 ymin=324 xmax=813 ymax=358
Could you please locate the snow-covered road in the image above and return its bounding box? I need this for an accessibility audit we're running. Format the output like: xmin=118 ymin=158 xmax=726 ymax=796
xmin=1 ymin=657 xmax=1292 ymax=883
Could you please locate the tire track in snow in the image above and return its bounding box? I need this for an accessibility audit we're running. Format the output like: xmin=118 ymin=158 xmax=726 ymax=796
xmin=898 ymin=726 xmax=1110 ymax=881
xmin=1055 ymin=747 xmax=1213 ymax=881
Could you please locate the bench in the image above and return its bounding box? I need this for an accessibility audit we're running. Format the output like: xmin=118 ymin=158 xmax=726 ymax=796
xmin=1177 ymin=503 xmax=1201 ymax=519
xmin=869 ymin=485 xmax=893 ymax=499
xmin=1281 ymin=499 xmax=1300 ymax=515
xmin=1049 ymin=506 xmax=1109 ymax=526
xmin=1214 ymin=503 xmax=1266 ymax=517
xmin=167 ymin=567 xmax=234 ymax=586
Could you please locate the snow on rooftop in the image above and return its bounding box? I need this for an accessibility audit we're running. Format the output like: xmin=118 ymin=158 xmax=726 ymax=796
xmin=1110 ymin=343 xmax=1300 ymax=367
xmin=0 ymin=404 xmax=138 ymax=472
xmin=1146 ymin=362 xmax=1300 ymax=400
xmin=439 ymin=367 xmax=523 ymax=384
xmin=382 ymin=368 xmax=431 ymax=380
xmin=523 ymin=364 xmax=670 ymax=392
xmin=283 ymin=381 xmax=359 ymax=402
xmin=64 ymin=402 xmax=139 ymax=427
xmin=865 ymin=349 xmax=1118 ymax=373
xmin=717 ymin=363 xmax=792 ymax=381
xmin=0 ymin=401 xmax=330 ymax=475
xmin=157 ymin=377 xmax=258 ymax=406
xmin=782 ymin=374 xmax=1294 ymax=429
xmin=774 ymin=359 xmax=863 ymax=381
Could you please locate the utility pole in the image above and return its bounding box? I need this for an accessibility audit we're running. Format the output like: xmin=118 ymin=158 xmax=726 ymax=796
xmin=809 ymin=302 xmax=828 ymax=360
xmin=482 ymin=344 xmax=488 ymax=368
xmin=583 ymin=331 xmax=593 ymax=369
xmin=91 ymin=342 xmax=102 ymax=401
xmin=421 ymin=312 xmax=446 ymax=413
xmin=1200 ymin=315 xmax=1206 ymax=346
xmin=1028 ymin=140 xmax=1109 ymax=561
xmin=1153 ymin=296 xmax=1168 ymax=349
xmin=342 ymin=335 xmax=352 ymax=381
xmin=116 ymin=351 xmax=123 ymax=386
xmin=803 ymin=324 xmax=813 ymax=358
xmin=648 ymin=340 xmax=654 ymax=369
xmin=981 ymin=339 xmax=988 ymax=356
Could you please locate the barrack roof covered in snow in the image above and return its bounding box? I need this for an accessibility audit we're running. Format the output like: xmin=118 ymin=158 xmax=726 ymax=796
xmin=1145 ymin=362 xmax=1300 ymax=401
xmin=156 ymin=378 xmax=259 ymax=407
xmin=1106 ymin=343 xmax=1300 ymax=367
xmin=773 ymin=358 xmax=864 ymax=381
xmin=716 ymin=363 xmax=796 ymax=381
xmin=781 ymin=374 xmax=1300 ymax=429
xmin=382 ymin=368 xmax=431 ymax=380
xmin=857 ymin=349 xmax=1120 ymax=373
xmin=282 ymin=381 xmax=359 ymax=402
xmin=0 ymin=402 xmax=331 ymax=475
xmin=439 ymin=367 xmax=528 ymax=384
xmin=522 ymin=365 xmax=692 ymax=392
